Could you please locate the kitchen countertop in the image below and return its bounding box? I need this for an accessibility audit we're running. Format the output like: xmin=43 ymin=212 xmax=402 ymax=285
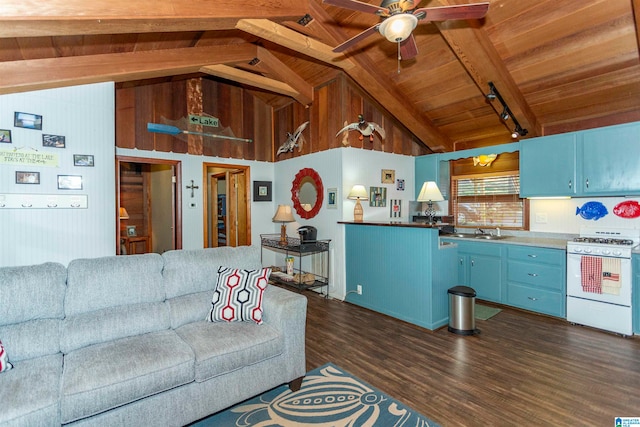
xmin=339 ymin=221 xmax=574 ymax=250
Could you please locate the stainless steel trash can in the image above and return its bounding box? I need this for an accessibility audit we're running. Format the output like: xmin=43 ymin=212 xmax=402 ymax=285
xmin=448 ymin=286 xmax=478 ymax=335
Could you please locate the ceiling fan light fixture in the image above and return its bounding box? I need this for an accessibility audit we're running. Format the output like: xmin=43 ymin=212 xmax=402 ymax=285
xmin=379 ymin=13 xmax=418 ymax=43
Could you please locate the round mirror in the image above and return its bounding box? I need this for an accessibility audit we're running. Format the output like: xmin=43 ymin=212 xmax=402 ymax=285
xmin=291 ymin=168 xmax=323 ymax=219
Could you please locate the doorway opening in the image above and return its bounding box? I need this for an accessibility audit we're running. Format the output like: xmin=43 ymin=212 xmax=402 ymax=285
xmin=203 ymin=163 xmax=250 ymax=248
xmin=116 ymin=156 xmax=182 ymax=255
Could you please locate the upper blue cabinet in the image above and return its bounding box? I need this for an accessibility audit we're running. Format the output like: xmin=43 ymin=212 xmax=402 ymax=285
xmin=520 ymin=122 xmax=640 ymax=197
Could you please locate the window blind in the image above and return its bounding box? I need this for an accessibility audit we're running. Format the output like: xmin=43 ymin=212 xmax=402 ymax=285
xmin=452 ymin=172 xmax=525 ymax=229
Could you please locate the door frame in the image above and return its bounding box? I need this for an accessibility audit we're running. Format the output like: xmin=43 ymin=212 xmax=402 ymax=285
xmin=116 ymin=155 xmax=182 ymax=254
xmin=202 ymin=162 xmax=251 ymax=248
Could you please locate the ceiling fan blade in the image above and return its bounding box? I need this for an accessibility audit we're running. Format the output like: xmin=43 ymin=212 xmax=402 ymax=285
xmin=414 ymin=2 xmax=489 ymax=22
xmin=400 ymin=35 xmax=419 ymax=60
xmin=323 ymin=0 xmax=389 ymax=15
xmin=332 ymin=24 xmax=381 ymax=53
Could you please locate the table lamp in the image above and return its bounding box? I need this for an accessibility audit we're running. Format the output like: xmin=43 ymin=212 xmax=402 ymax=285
xmin=347 ymin=185 xmax=369 ymax=222
xmin=416 ymin=181 xmax=444 ymax=225
xmin=272 ymin=204 xmax=295 ymax=245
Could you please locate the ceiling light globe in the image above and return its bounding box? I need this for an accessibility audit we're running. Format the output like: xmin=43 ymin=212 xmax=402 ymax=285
xmin=379 ymin=14 xmax=418 ymax=43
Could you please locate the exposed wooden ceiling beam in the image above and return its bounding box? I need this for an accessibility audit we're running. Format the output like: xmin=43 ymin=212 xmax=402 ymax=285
xmin=433 ymin=0 xmax=541 ymax=137
xmin=0 ymin=0 xmax=308 ymax=37
xmin=236 ymin=16 xmax=453 ymax=151
xmin=200 ymin=64 xmax=303 ymax=103
xmin=0 ymin=45 xmax=257 ymax=95
xmin=236 ymin=19 xmax=355 ymax=71
xmin=255 ymin=47 xmax=314 ymax=105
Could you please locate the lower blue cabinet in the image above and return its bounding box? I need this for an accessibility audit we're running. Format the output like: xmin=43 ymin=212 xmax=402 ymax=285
xmin=633 ymin=254 xmax=640 ymax=334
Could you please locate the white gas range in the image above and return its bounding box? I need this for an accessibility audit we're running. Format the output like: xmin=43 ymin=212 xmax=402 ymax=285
xmin=566 ymin=227 xmax=639 ymax=336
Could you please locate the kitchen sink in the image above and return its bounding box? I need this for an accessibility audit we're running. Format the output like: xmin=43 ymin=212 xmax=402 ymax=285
xmin=442 ymin=233 xmax=508 ymax=240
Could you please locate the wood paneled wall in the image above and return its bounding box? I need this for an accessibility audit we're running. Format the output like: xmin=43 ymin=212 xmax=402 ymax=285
xmin=115 ymin=73 xmax=432 ymax=161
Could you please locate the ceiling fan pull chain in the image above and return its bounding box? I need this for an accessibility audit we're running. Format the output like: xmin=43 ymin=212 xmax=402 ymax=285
xmin=397 ymin=43 xmax=401 ymax=74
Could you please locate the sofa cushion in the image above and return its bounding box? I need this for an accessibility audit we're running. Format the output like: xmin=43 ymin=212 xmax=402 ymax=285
xmin=60 ymin=302 xmax=170 ymax=354
xmin=167 ymin=290 xmax=211 ymax=329
xmin=162 ymin=246 xmax=262 ymax=299
xmin=0 ymin=340 xmax=12 ymax=372
xmin=65 ymin=253 xmax=164 ymax=316
xmin=175 ymin=321 xmax=283 ymax=383
xmin=208 ymin=267 xmax=270 ymax=325
xmin=0 ymin=353 xmax=62 ymax=426
xmin=60 ymin=330 xmax=194 ymax=424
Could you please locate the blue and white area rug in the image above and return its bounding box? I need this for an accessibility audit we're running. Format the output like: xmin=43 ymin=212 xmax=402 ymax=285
xmin=194 ymin=363 xmax=440 ymax=426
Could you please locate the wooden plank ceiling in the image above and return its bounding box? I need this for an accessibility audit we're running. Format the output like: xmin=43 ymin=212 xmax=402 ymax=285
xmin=1 ymin=0 xmax=639 ymax=152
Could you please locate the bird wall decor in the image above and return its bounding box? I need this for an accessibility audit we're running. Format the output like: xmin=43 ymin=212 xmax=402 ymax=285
xmin=277 ymin=121 xmax=309 ymax=156
xmin=336 ymin=115 xmax=386 ymax=142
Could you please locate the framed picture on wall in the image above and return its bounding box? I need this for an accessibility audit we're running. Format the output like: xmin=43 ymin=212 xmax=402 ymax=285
xmin=14 ymin=112 xmax=42 ymax=130
xmin=73 ymin=154 xmax=94 ymax=166
xmin=1 ymin=129 xmax=11 ymax=143
xmin=16 ymin=171 xmax=40 ymax=184
xmin=58 ymin=175 xmax=82 ymax=190
xmin=43 ymin=134 xmax=66 ymax=148
xmin=253 ymin=181 xmax=272 ymax=202
xmin=369 ymin=186 xmax=387 ymax=207
xmin=381 ymin=169 xmax=395 ymax=184
xmin=327 ymin=188 xmax=337 ymax=209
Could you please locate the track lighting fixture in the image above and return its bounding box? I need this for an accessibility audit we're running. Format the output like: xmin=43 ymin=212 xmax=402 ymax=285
xmin=486 ymin=82 xmax=528 ymax=139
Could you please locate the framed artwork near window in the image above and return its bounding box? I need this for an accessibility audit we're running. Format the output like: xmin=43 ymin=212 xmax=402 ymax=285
xmin=381 ymin=169 xmax=395 ymax=184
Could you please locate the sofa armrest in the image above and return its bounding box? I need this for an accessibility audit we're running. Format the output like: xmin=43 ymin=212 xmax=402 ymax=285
xmin=262 ymin=286 xmax=307 ymax=380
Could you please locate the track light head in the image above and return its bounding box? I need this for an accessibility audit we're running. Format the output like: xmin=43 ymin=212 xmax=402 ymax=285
xmin=500 ymin=108 xmax=510 ymax=121
xmin=486 ymin=84 xmax=497 ymax=100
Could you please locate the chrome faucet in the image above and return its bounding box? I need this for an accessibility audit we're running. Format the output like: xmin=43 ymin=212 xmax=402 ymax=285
xmin=475 ymin=228 xmax=486 ymax=235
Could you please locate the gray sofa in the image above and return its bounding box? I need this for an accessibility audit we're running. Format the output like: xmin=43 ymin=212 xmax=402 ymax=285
xmin=0 ymin=246 xmax=307 ymax=427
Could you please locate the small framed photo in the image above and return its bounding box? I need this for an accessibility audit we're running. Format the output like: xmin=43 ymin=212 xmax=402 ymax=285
xmin=43 ymin=134 xmax=65 ymax=148
xmin=16 ymin=171 xmax=40 ymax=184
xmin=58 ymin=175 xmax=82 ymax=190
xmin=390 ymin=199 xmax=402 ymax=218
xmin=253 ymin=181 xmax=272 ymax=202
xmin=396 ymin=179 xmax=405 ymax=191
xmin=327 ymin=187 xmax=337 ymax=209
xmin=369 ymin=186 xmax=387 ymax=207
xmin=73 ymin=154 xmax=94 ymax=166
xmin=1 ymin=129 xmax=11 ymax=143
xmin=381 ymin=169 xmax=395 ymax=184
xmin=14 ymin=111 xmax=42 ymax=130
xmin=127 ymin=226 xmax=137 ymax=237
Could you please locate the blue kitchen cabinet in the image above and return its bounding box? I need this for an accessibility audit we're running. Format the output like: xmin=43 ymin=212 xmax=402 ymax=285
xmin=633 ymin=254 xmax=640 ymax=334
xmin=414 ymin=154 xmax=450 ymax=200
xmin=579 ymin=122 xmax=640 ymax=195
xmin=446 ymin=240 xmax=503 ymax=303
xmin=344 ymin=224 xmax=457 ymax=330
xmin=506 ymin=245 xmax=566 ymax=318
xmin=520 ymin=121 xmax=640 ymax=197
xmin=520 ymin=133 xmax=577 ymax=197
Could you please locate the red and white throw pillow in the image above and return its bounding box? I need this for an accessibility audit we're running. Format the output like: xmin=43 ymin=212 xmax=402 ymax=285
xmin=0 ymin=340 xmax=13 ymax=373
xmin=208 ymin=267 xmax=271 ymax=325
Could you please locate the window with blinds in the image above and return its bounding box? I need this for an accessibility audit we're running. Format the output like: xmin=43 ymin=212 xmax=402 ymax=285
xmin=451 ymin=172 xmax=527 ymax=229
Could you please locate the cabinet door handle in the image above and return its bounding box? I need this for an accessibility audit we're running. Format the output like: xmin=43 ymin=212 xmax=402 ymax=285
xmin=585 ymin=178 xmax=589 ymax=188
xmin=568 ymin=179 xmax=572 ymax=189
xmin=459 ymin=258 xmax=464 ymax=265
xmin=471 ymin=260 xmax=475 ymax=267
xmin=528 ymin=297 xmax=538 ymax=301
xmin=527 ymin=254 xmax=537 ymax=258
xmin=528 ymin=273 xmax=538 ymax=277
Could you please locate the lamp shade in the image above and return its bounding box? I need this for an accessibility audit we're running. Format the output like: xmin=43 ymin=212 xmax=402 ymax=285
xmin=378 ymin=13 xmax=418 ymax=43
xmin=416 ymin=181 xmax=444 ymax=202
xmin=347 ymin=185 xmax=369 ymax=200
xmin=119 ymin=207 xmax=130 ymax=220
xmin=272 ymin=205 xmax=295 ymax=223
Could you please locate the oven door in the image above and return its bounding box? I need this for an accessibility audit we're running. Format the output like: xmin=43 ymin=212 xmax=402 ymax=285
xmin=566 ymin=253 xmax=631 ymax=305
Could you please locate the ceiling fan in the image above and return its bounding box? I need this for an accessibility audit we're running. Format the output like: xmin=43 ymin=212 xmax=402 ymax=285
xmin=324 ymin=0 xmax=489 ymax=60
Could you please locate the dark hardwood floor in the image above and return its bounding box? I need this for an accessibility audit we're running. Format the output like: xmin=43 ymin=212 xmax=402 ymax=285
xmin=301 ymin=290 xmax=640 ymax=427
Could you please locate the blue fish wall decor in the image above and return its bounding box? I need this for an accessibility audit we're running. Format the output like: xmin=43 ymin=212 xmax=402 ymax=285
xmin=576 ymin=201 xmax=608 ymax=221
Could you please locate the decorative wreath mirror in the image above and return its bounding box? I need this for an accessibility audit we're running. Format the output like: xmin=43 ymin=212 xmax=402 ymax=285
xmin=291 ymin=168 xmax=324 ymax=219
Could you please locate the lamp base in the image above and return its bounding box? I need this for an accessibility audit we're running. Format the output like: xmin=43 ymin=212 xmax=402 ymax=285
xmin=279 ymin=223 xmax=288 ymax=245
xmin=353 ymin=199 xmax=363 ymax=222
